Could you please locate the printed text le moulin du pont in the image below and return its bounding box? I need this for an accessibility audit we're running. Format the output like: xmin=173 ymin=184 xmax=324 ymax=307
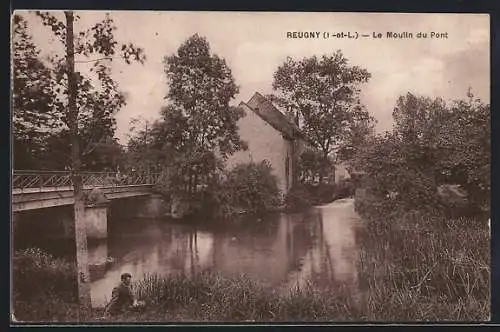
xmin=286 ymin=31 xmax=449 ymax=39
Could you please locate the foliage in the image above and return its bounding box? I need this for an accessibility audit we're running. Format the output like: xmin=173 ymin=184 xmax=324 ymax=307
xmin=352 ymin=91 xmax=490 ymax=215
xmin=36 ymin=131 xmax=125 ymax=170
xmin=152 ymin=148 xmax=224 ymax=200
xmin=134 ymin=34 xmax=246 ymax=200
xmin=204 ymin=160 xmax=281 ymax=218
xmin=12 ymin=12 xmax=145 ymax=171
xmin=285 ymin=184 xmax=316 ymax=210
xmin=285 ymin=181 xmax=353 ymax=211
xmin=163 ymin=34 xmax=246 ymax=158
xmin=12 ymin=14 xmax=63 ymax=169
xmin=296 ymin=149 xmax=326 ymax=184
xmin=337 ymin=119 xmax=376 ymax=162
xmin=270 ymin=50 xmax=375 ymax=180
xmin=353 ymin=132 xmax=439 ymax=212
xmin=81 ymin=137 xmax=125 ymax=171
xmin=12 ymin=248 xmax=77 ymax=303
xmin=125 ymin=117 xmax=165 ymax=173
xmin=128 ymin=271 xmax=356 ymax=322
xmin=226 ymin=160 xmax=281 ymax=214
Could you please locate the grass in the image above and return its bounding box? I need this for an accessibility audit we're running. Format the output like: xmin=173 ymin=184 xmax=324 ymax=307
xmin=353 ymin=198 xmax=490 ymax=321
xmin=99 ymin=272 xmax=355 ymax=322
xmin=12 ymin=201 xmax=490 ymax=323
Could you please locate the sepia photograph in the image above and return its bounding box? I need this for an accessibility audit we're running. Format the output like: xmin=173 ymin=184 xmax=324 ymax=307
xmin=11 ymin=10 xmax=491 ymax=323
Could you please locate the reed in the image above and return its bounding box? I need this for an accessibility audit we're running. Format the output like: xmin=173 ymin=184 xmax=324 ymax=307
xmin=353 ymin=207 xmax=490 ymax=321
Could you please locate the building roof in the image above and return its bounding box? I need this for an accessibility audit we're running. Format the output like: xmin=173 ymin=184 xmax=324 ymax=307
xmin=240 ymin=92 xmax=305 ymax=141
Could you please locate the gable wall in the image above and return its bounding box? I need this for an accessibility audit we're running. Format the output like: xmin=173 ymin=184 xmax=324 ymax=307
xmin=226 ymin=103 xmax=293 ymax=194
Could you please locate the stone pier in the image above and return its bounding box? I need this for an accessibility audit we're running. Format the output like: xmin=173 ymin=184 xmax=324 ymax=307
xmin=14 ymin=204 xmax=111 ymax=240
xmin=84 ymin=202 xmax=109 ymax=239
xmin=12 ymin=193 xmax=167 ymax=241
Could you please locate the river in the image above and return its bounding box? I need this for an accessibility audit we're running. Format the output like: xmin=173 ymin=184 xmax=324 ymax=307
xmin=13 ymin=198 xmax=363 ymax=308
xmin=88 ymin=198 xmax=362 ymax=307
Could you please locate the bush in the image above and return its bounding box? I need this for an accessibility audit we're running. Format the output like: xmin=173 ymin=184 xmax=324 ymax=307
xmin=285 ymin=184 xmax=315 ymax=210
xmin=204 ymin=160 xmax=281 ymax=218
xmin=310 ymin=183 xmax=336 ymax=204
xmin=285 ymin=180 xmax=355 ymax=211
xmin=12 ymin=248 xmax=79 ymax=321
xmin=200 ymin=180 xmax=240 ymax=219
xmin=12 ymin=248 xmax=77 ymax=302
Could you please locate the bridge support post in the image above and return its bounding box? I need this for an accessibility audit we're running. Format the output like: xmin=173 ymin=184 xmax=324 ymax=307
xmin=84 ymin=203 xmax=109 ymax=239
xmin=136 ymin=194 xmax=165 ymax=219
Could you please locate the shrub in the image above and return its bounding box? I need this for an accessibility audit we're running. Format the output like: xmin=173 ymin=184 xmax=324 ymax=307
xmin=12 ymin=247 xmax=78 ymax=321
xmin=201 ymin=181 xmax=240 ymax=219
xmin=204 ymin=160 xmax=281 ymax=218
xmin=12 ymin=248 xmax=77 ymax=301
xmin=285 ymin=184 xmax=315 ymax=210
xmin=285 ymin=180 xmax=354 ymax=211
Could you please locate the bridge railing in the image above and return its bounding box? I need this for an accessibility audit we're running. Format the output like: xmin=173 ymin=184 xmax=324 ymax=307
xmin=12 ymin=170 xmax=161 ymax=190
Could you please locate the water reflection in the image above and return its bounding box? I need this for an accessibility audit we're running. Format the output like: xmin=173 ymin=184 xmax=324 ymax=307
xmin=88 ymin=198 xmax=362 ymax=307
xmin=286 ymin=199 xmax=361 ymax=291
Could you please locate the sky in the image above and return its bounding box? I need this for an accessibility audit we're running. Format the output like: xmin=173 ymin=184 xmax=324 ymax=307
xmin=17 ymin=11 xmax=490 ymax=144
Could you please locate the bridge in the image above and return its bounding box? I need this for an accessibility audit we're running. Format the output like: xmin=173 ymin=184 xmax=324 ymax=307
xmin=12 ymin=170 xmax=166 ymax=239
xmin=12 ymin=170 xmax=162 ymax=212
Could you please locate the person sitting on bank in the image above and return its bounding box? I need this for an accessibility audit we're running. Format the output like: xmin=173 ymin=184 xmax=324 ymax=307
xmin=104 ymin=273 xmax=143 ymax=316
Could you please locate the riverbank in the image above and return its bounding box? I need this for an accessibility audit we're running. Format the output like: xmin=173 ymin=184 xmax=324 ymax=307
xmin=352 ymin=189 xmax=490 ymax=322
xmin=13 ymin=271 xmax=359 ymax=322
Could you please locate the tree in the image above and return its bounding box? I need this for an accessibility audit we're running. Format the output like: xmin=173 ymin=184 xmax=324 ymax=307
xmin=126 ymin=116 xmax=166 ymax=173
xmin=31 ymin=10 xmax=145 ymax=320
xmin=161 ymin=34 xmax=246 ymax=196
xmin=12 ymin=14 xmax=63 ymax=169
xmin=353 ymin=91 xmax=490 ymax=215
xmin=391 ymin=91 xmax=490 ymax=208
xmin=12 ymin=12 xmax=143 ymax=171
xmin=433 ymin=91 xmax=490 ymax=212
xmin=392 ymin=92 xmax=448 ymax=144
xmin=80 ymin=136 xmax=125 ymax=171
xmin=39 ymin=12 xmax=132 ymax=170
xmin=271 ymin=50 xmax=374 ymax=182
xmin=337 ymin=118 xmax=376 ymax=163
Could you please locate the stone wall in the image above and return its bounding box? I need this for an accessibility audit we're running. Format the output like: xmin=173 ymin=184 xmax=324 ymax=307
xmin=226 ymin=103 xmax=293 ymax=194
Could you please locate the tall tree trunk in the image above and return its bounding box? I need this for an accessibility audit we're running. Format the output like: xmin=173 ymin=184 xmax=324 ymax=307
xmin=65 ymin=11 xmax=91 ymax=321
